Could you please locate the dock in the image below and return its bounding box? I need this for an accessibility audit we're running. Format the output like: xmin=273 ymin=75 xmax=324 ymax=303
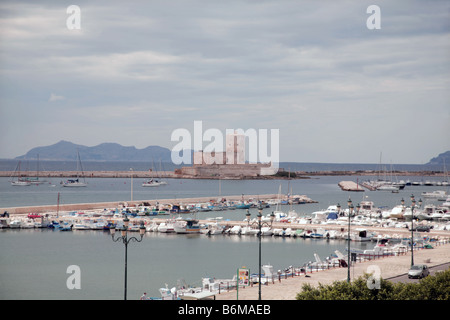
xmin=338 ymin=181 xmax=365 ymax=192
xmin=0 ymin=193 xmax=317 ymax=215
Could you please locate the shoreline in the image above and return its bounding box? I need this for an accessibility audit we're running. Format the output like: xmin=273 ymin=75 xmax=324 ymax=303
xmin=214 ymin=242 xmax=450 ymax=300
xmin=1 ymin=169 xmax=449 ymax=179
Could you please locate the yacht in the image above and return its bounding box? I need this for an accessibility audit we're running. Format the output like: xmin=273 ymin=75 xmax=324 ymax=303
xmin=142 ymin=179 xmax=162 ymax=187
xmin=421 ymin=190 xmax=448 ymax=200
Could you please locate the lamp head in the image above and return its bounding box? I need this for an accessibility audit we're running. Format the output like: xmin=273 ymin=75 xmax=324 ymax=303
xmin=270 ymin=212 xmax=275 ymax=223
xmin=257 ymin=213 xmax=262 ymax=222
xmin=139 ymin=223 xmax=146 ymax=236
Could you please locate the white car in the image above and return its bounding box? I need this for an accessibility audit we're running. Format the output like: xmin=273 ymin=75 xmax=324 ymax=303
xmin=408 ymin=265 xmax=430 ymax=279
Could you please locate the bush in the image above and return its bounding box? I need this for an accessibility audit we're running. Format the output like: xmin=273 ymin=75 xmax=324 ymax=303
xmin=296 ymin=269 xmax=450 ymax=300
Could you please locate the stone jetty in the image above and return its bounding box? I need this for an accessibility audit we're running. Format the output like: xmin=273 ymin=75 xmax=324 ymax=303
xmin=0 ymin=193 xmax=317 ymax=215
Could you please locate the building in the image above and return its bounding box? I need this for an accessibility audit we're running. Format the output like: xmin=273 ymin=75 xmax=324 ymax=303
xmin=176 ymin=132 xmax=275 ymax=178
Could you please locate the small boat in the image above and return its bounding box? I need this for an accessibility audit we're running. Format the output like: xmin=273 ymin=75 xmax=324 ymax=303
xmin=73 ymin=223 xmax=91 ymax=230
xmin=9 ymin=161 xmax=31 ymax=186
xmin=157 ymin=221 xmax=175 ymax=233
xmin=235 ymin=202 xmax=251 ymax=209
xmin=9 ymin=220 xmax=21 ymax=229
xmin=174 ymin=218 xmax=201 ymax=234
xmin=62 ymin=178 xmax=87 ymax=187
xmin=142 ymin=179 xmax=162 ymax=187
xmin=11 ymin=180 xmax=31 ymax=186
xmin=62 ymin=150 xmax=87 ymax=187
xmin=377 ymin=184 xmax=399 ymax=191
xmin=421 ymin=190 xmax=448 ymax=200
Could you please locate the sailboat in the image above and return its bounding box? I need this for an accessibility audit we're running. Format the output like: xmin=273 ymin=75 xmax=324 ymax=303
xmin=21 ymin=154 xmax=48 ymax=185
xmin=62 ymin=150 xmax=87 ymax=187
xmin=10 ymin=161 xmax=31 ymax=186
xmin=142 ymin=159 xmax=167 ymax=187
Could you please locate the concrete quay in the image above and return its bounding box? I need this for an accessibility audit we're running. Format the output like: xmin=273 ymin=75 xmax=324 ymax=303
xmin=214 ymin=242 xmax=450 ymax=300
xmin=0 ymin=193 xmax=316 ymax=215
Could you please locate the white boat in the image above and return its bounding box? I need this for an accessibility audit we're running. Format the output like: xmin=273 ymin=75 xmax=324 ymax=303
xmin=202 ymin=223 xmax=224 ymax=235
xmin=157 ymin=221 xmax=175 ymax=233
xmin=9 ymin=161 xmax=31 ymax=186
xmin=72 ymin=223 xmax=90 ymax=230
xmin=174 ymin=218 xmax=201 ymax=234
xmin=9 ymin=220 xmax=21 ymax=229
xmin=416 ymin=204 xmax=444 ymax=221
xmin=20 ymin=219 xmax=35 ymax=229
xmin=442 ymin=197 xmax=450 ymax=208
xmin=142 ymin=179 xmax=162 ymax=187
xmin=389 ymin=205 xmax=406 ymax=219
xmin=62 ymin=150 xmax=87 ymax=187
xmin=11 ymin=180 xmax=31 ymax=186
xmin=421 ymin=190 xmax=448 ymax=200
xmin=62 ymin=178 xmax=87 ymax=187
xmin=228 ymin=225 xmax=241 ymax=235
xmin=351 ymin=228 xmax=373 ymax=242
xmin=377 ymin=184 xmax=399 ymax=191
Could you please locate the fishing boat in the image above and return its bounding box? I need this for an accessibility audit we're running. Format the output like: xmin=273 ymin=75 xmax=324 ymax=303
xmin=174 ymin=218 xmax=201 ymax=234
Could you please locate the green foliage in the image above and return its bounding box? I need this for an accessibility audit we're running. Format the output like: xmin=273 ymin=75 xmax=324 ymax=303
xmin=296 ymin=269 xmax=450 ymax=300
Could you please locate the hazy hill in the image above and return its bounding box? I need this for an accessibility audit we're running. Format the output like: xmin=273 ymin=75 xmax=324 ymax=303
xmin=15 ymin=140 xmax=173 ymax=162
xmin=426 ymin=150 xmax=450 ymax=166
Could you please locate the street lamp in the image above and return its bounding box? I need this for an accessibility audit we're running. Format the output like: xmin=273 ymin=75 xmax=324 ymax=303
xmin=347 ymin=198 xmax=353 ymax=283
xmin=246 ymin=207 xmax=275 ymax=300
xmin=130 ymin=168 xmax=134 ymax=202
xmin=403 ymin=195 xmax=422 ymax=267
xmin=110 ymin=217 xmax=146 ymax=300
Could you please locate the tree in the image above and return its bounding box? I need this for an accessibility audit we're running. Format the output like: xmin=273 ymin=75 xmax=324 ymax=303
xmin=296 ymin=269 xmax=450 ymax=300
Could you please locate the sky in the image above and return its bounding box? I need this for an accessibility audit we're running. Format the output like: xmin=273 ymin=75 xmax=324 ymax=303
xmin=0 ymin=0 xmax=449 ymax=164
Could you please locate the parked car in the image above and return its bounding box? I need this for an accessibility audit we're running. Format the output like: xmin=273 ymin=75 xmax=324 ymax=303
xmin=408 ymin=264 xmax=430 ymax=279
xmin=411 ymin=225 xmax=431 ymax=232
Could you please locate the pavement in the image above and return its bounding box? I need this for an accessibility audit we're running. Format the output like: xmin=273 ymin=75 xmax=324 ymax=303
xmin=214 ymin=242 xmax=450 ymax=300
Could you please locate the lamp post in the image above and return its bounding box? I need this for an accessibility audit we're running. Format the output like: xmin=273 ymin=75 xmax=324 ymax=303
xmin=246 ymin=208 xmax=275 ymax=300
xmin=130 ymin=168 xmax=134 ymax=202
xmin=347 ymin=198 xmax=353 ymax=283
xmin=110 ymin=217 xmax=146 ymax=300
xmin=403 ymin=195 xmax=422 ymax=267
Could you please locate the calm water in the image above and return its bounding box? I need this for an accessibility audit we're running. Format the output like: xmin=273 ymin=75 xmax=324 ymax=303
xmin=0 ymin=174 xmax=447 ymax=299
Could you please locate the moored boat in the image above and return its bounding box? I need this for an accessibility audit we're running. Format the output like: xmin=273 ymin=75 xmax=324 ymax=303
xmin=174 ymin=218 xmax=201 ymax=234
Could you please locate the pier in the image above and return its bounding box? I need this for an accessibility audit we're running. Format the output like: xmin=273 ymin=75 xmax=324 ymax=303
xmin=0 ymin=193 xmax=317 ymax=215
xmin=338 ymin=180 xmax=365 ymax=192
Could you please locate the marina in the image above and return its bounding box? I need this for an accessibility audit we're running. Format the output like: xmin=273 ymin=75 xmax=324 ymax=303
xmin=1 ymin=174 xmax=449 ymax=300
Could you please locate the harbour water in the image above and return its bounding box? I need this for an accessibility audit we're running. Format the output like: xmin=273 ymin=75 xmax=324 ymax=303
xmin=0 ymin=173 xmax=448 ymax=300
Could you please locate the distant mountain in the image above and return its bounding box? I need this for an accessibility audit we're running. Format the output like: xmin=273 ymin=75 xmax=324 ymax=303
xmin=426 ymin=150 xmax=450 ymax=166
xmin=15 ymin=140 xmax=174 ymax=162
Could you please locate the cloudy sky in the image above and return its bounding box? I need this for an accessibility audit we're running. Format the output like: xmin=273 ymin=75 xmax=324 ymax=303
xmin=1 ymin=0 xmax=449 ymax=164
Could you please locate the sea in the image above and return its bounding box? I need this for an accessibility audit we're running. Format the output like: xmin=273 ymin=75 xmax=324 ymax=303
xmin=0 ymin=160 xmax=448 ymax=300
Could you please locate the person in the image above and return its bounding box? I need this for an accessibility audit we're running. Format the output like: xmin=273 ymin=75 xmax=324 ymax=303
xmin=140 ymin=292 xmax=147 ymax=300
